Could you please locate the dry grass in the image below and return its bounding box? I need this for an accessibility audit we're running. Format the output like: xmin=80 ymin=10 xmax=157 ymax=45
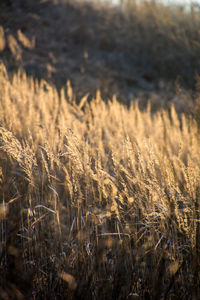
xmin=0 ymin=62 xmax=200 ymax=299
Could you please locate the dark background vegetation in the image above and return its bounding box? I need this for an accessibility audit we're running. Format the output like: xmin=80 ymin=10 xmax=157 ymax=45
xmin=1 ymin=0 xmax=200 ymax=106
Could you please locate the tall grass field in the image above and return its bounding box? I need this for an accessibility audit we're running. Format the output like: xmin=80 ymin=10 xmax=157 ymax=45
xmin=0 ymin=0 xmax=200 ymax=299
xmin=0 ymin=63 xmax=200 ymax=299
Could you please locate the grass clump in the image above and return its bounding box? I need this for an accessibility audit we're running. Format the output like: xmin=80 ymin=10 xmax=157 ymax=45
xmin=0 ymin=63 xmax=200 ymax=299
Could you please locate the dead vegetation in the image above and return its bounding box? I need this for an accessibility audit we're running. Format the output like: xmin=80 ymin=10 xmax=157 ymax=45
xmin=1 ymin=0 xmax=200 ymax=103
xmin=1 ymin=0 xmax=200 ymax=299
xmin=0 ymin=63 xmax=200 ymax=299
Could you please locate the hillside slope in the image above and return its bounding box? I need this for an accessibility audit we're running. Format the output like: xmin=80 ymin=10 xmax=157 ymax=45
xmin=0 ymin=0 xmax=200 ymax=109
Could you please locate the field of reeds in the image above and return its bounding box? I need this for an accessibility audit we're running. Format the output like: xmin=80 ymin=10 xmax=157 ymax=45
xmin=0 ymin=0 xmax=200 ymax=299
xmin=1 ymin=63 xmax=200 ymax=299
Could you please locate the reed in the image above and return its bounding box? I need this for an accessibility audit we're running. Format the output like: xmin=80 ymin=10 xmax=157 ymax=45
xmin=0 ymin=63 xmax=200 ymax=299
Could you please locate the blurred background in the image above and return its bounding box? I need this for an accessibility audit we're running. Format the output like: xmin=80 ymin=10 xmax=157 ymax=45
xmin=1 ymin=0 xmax=200 ymax=111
